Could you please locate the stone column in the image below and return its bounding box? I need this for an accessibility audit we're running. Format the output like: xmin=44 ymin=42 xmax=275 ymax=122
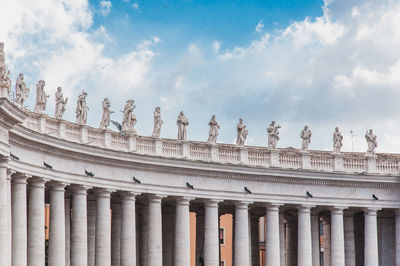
xmin=265 ymin=204 xmax=281 ymax=266
xmin=12 ymin=173 xmax=28 ymax=266
xmin=111 ymin=200 xmax=122 ymax=266
xmin=120 ymin=192 xmax=137 ymax=266
xmin=6 ymin=169 xmax=14 ymax=266
xmin=49 ymin=182 xmax=67 ymax=266
xmin=174 ymin=197 xmax=192 ymax=266
xmin=0 ymin=161 xmax=8 ymax=266
xmin=95 ymin=189 xmax=112 ymax=266
xmin=395 ymin=210 xmax=400 ymax=266
xmin=364 ymin=208 xmax=379 ymax=266
xmin=140 ymin=203 xmax=149 ymax=266
xmin=28 ymin=177 xmax=46 ymax=266
xmin=321 ymin=215 xmax=331 ymax=266
xmin=234 ymin=202 xmax=251 ymax=266
xmin=298 ymin=206 xmax=312 ymax=266
xmin=196 ymin=212 xmax=205 ymax=266
xmin=344 ymin=211 xmax=355 ymax=266
xmin=285 ymin=214 xmax=297 ymax=266
xmin=204 ymin=200 xmax=220 ymax=266
xmin=148 ymin=195 xmax=163 ymax=266
xmin=250 ymin=216 xmax=260 ymax=266
xmin=311 ymin=211 xmax=320 ymax=266
xmin=162 ymin=206 xmax=175 ymax=266
xmin=65 ymin=195 xmax=71 ymax=266
xmin=71 ymin=186 xmax=89 ymax=266
xmin=331 ymin=208 xmax=345 ymax=266
xmin=87 ymin=195 xmax=96 ymax=266
xmin=279 ymin=212 xmax=286 ymax=266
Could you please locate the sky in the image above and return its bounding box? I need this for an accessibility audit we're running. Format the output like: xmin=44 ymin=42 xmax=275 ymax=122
xmin=1 ymin=0 xmax=400 ymax=153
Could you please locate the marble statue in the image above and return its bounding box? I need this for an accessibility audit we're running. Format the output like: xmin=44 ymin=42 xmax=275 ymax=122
xmin=236 ymin=118 xmax=248 ymax=146
xmin=207 ymin=115 xmax=220 ymax=144
xmin=267 ymin=121 xmax=281 ymax=149
xmin=177 ymin=111 xmax=189 ymax=140
xmin=152 ymin=107 xmax=163 ymax=137
xmin=54 ymin=87 xmax=68 ymax=119
xmin=34 ymin=80 xmax=49 ymax=113
xmin=76 ymin=91 xmax=88 ymax=125
xmin=15 ymin=73 xmax=30 ymax=108
xmin=121 ymin=99 xmax=137 ymax=133
xmin=333 ymin=127 xmax=343 ymax=154
xmin=99 ymin=98 xmax=112 ymax=130
xmin=365 ymin=129 xmax=377 ymax=156
xmin=0 ymin=43 xmax=11 ymax=98
xmin=300 ymin=125 xmax=312 ymax=151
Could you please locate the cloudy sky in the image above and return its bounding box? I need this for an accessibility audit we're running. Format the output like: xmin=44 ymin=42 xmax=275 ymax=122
xmin=1 ymin=0 xmax=400 ymax=153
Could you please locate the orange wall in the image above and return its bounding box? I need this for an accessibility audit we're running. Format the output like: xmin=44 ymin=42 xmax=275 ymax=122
xmin=220 ymin=214 xmax=233 ymax=266
xmin=190 ymin=212 xmax=196 ymax=266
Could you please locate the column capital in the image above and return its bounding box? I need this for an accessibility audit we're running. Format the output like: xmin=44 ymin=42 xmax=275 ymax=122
xmin=147 ymin=194 xmax=165 ymax=203
xmin=28 ymin=176 xmax=48 ymax=188
xmin=265 ymin=203 xmax=282 ymax=211
xmin=47 ymin=181 xmax=69 ymax=191
xmin=120 ymin=191 xmax=139 ymax=201
xmin=94 ymin=188 xmax=114 ymax=198
xmin=298 ymin=205 xmax=314 ymax=213
xmin=69 ymin=184 xmax=91 ymax=195
xmin=0 ymin=156 xmax=10 ymax=167
xmin=330 ymin=206 xmax=347 ymax=215
xmin=363 ymin=207 xmax=381 ymax=216
xmin=203 ymin=199 xmax=222 ymax=208
xmin=6 ymin=168 xmax=15 ymax=179
xmin=235 ymin=201 xmax=252 ymax=209
xmin=175 ymin=196 xmax=194 ymax=206
xmin=12 ymin=173 xmax=30 ymax=184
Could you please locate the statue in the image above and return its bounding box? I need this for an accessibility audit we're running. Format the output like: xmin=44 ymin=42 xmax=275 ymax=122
xmin=207 ymin=115 xmax=220 ymax=144
xmin=0 ymin=43 xmax=11 ymax=98
xmin=333 ymin=127 xmax=343 ymax=154
xmin=54 ymin=87 xmax=68 ymax=119
xmin=34 ymin=80 xmax=49 ymax=113
xmin=300 ymin=125 xmax=312 ymax=151
xmin=99 ymin=98 xmax=112 ymax=130
xmin=121 ymin=99 xmax=137 ymax=133
xmin=236 ymin=118 xmax=248 ymax=146
xmin=15 ymin=73 xmax=30 ymax=108
xmin=76 ymin=91 xmax=88 ymax=125
xmin=267 ymin=121 xmax=281 ymax=149
xmin=177 ymin=111 xmax=189 ymax=140
xmin=152 ymin=107 xmax=163 ymax=137
xmin=365 ymin=129 xmax=377 ymax=156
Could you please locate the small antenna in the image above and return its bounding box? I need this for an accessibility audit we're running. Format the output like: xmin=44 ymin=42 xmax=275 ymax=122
xmin=350 ymin=130 xmax=356 ymax=152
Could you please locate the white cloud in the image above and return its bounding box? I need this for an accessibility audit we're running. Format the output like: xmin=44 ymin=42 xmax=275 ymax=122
xmin=212 ymin=41 xmax=220 ymax=53
xmin=100 ymin=1 xmax=112 ymax=16
xmin=255 ymin=20 xmax=264 ymax=33
xmin=132 ymin=3 xmax=139 ymax=10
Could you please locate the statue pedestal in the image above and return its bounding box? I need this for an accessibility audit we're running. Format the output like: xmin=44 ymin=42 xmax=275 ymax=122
xmin=0 ymin=85 xmax=10 ymax=98
xmin=301 ymin=152 xmax=312 ymax=170
xmin=333 ymin=153 xmax=344 ymax=172
xmin=270 ymin=149 xmax=280 ymax=167
xmin=366 ymin=155 xmax=377 ymax=174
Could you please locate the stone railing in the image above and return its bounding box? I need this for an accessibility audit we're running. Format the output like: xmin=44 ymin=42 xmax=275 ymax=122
xmin=21 ymin=112 xmax=400 ymax=175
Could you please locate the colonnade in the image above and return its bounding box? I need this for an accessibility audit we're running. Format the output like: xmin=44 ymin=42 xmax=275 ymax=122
xmin=2 ymin=168 xmax=400 ymax=266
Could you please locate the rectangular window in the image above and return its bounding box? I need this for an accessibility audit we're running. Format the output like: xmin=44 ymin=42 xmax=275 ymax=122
xmin=219 ymin=228 xmax=225 ymax=245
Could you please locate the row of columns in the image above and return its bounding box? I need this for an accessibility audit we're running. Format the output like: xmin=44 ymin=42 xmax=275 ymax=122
xmin=0 ymin=167 xmax=398 ymax=266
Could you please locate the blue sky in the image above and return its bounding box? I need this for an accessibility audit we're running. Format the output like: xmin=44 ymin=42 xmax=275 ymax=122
xmin=2 ymin=0 xmax=400 ymax=153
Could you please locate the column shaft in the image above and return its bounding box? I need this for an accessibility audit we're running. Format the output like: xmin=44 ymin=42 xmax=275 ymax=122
xmin=298 ymin=206 xmax=312 ymax=266
xmin=279 ymin=212 xmax=286 ymax=266
xmin=174 ymin=198 xmax=191 ymax=266
xmin=265 ymin=204 xmax=280 ymax=266
xmin=65 ymin=196 xmax=71 ymax=266
xmin=396 ymin=210 xmax=400 ymax=266
xmin=0 ymin=164 xmax=7 ymax=266
xmin=331 ymin=208 xmax=345 ymax=266
xmin=286 ymin=216 xmax=297 ymax=266
xmin=49 ymin=183 xmax=66 ymax=266
xmin=364 ymin=209 xmax=379 ymax=266
xmin=204 ymin=200 xmax=220 ymax=266
xmin=140 ymin=203 xmax=149 ymax=266
xmin=71 ymin=186 xmax=88 ymax=266
xmin=95 ymin=190 xmax=112 ymax=266
xmin=27 ymin=178 xmax=46 ymax=266
xmin=344 ymin=213 xmax=355 ymax=266
xmin=87 ymin=198 xmax=96 ymax=266
xmin=12 ymin=174 xmax=28 ymax=266
xmin=111 ymin=202 xmax=122 ymax=266
xmin=7 ymin=169 xmax=13 ymax=266
xmin=321 ymin=216 xmax=331 ymax=266
xmin=147 ymin=196 xmax=163 ymax=266
xmin=120 ymin=193 xmax=137 ymax=266
xmin=311 ymin=212 xmax=320 ymax=266
xmin=251 ymin=216 xmax=260 ymax=266
xmin=196 ymin=213 xmax=205 ymax=266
